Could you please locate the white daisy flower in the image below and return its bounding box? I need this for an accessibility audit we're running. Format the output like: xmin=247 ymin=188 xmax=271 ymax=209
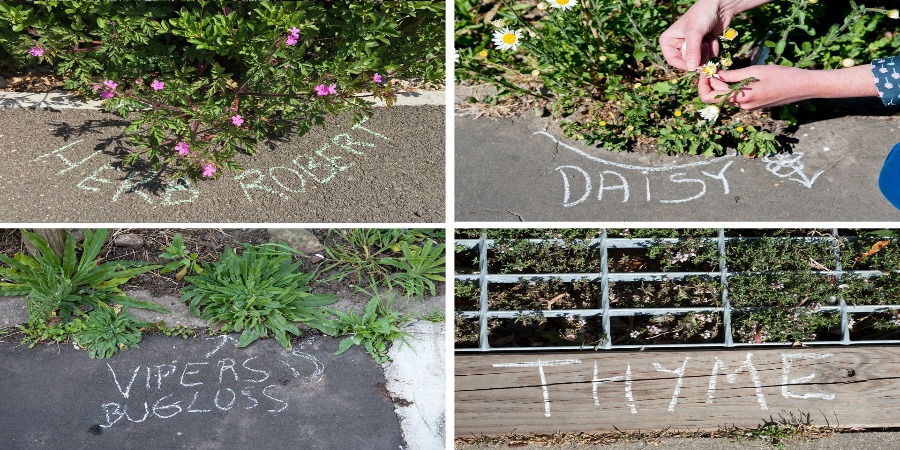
xmin=699 ymin=105 xmax=720 ymax=123
xmin=841 ymin=58 xmax=855 ymax=68
xmin=888 ymin=9 xmax=899 ymax=19
xmin=490 ymin=19 xmax=506 ymax=28
xmin=699 ymin=61 xmax=719 ymax=78
xmin=547 ymin=0 xmax=578 ymax=10
xmin=492 ymin=27 xmax=523 ymax=51
xmin=454 ymin=48 xmax=460 ymax=64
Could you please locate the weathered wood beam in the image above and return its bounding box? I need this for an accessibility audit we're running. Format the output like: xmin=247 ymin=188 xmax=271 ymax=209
xmin=456 ymin=347 xmax=897 ymax=435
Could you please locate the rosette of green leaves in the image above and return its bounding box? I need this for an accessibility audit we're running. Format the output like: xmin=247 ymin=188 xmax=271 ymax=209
xmin=0 ymin=229 xmax=168 ymax=323
xmin=182 ymin=243 xmax=337 ymax=348
xmin=324 ymin=295 xmax=409 ymax=364
xmin=380 ymin=239 xmax=445 ymax=298
xmin=74 ymin=305 xmax=149 ymax=359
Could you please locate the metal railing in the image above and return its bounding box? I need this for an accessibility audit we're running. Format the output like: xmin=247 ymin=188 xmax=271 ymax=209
xmin=455 ymin=229 xmax=900 ymax=352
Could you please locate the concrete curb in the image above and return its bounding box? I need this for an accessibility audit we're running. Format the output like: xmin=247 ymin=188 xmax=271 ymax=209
xmin=0 ymin=90 xmax=446 ymax=109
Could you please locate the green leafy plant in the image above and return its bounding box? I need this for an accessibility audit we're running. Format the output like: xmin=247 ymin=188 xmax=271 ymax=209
xmin=322 ymin=294 xmax=410 ymax=364
xmin=380 ymin=240 xmax=446 ymax=298
xmin=322 ymin=229 xmax=446 ymax=298
xmin=456 ymin=1 xmax=899 ymax=156
xmin=159 ymin=232 xmax=204 ymax=280
xmin=18 ymin=316 xmax=85 ymax=348
xmin=0 ymin=229 xmax=168 ymax=323
xmin=182 ymin=243 xmax=337 ymax=348
xmin=74 ymin=305 xmax=148 ymax=359
xmin=0 ymin=1 xmax=444 ymax=180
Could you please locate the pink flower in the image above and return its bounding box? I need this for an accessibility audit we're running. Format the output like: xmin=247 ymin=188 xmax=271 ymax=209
xmin=103 ymin=80 xmax=118 ymax=90
xmin=202 ymin=163 xmax=216 ymax=178
xmin=29 ymin=47 xmax=44 ymax=57
xmin=223 ymin=6 xmax=233 ymax=15
xmin=373 ymin=73 xmax=382 ymax=83
xmin=175 ymin=141 xmax=189 ymax=156
xmin=100 ymin=91 xmax=114 ymax=99
xmin=92 ymin=85 xmax=101 ymax=91
xmin=289 ymin=27 xmax=300 ymax=37
xmin=231 ymin=115 xmax=244 ymax=126
xmin=286 ymin=35 xmax=298 ymax=46
xmin=315 ymin=83 xmax=337 ymax=96
xmin=150 ymin=79 xmax=165 ymax=91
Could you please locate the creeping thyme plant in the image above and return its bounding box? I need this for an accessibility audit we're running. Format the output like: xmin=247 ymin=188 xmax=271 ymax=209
xmin=0 ymin=1 xmax=444 ymax=181
xmin=456 ymin=0 xmax=900 ymax=156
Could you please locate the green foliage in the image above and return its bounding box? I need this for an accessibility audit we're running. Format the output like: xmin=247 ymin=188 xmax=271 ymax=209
xmin=379 ymin=240 xmax=446 ymax=298
xmin=0 ymin=229 xmax=168 ymax=323
xmin=0 ymin=0 xmax=444 ymax=180
xmin=159 ymin=232 xmax=204 ymax=280
xmin=729 ymin=271 xmax=840 ymax=343
xmin=181 ymin=243 xmax=337 ymax=348
xmin=18 ymin=316 xmax=85 ymax=348
xmin=323 ymin=295 xmax=409 ymax=364
xmin=322 ymin=229 xmax=446 ymax=299
xmin=456 ymin=0 xmax=899 ymax=156
xmin=74 ymin=305 xmax=148 ymax=359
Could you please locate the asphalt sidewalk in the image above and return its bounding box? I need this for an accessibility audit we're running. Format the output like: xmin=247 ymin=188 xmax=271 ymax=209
xmin=0 ymin=92 xmax=445 ymax=223
xmin=0 ymin=294 xmax=445 ymax=450
xmin=455 ymin=109 xmax=900 ymax=222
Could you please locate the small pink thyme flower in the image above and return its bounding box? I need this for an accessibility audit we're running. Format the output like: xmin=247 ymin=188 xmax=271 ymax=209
xmin=175 ymin=141 xmax=189 ymax=156
xmin=150 ymin=79 xmax=165 ymax=91
xmin=29 ymin=47 xmax=44 ymax=57
xmin=202 ymin=163 xmax=216 ymax=178
xmin=286 ymin=35 xmax=298 ymax=46
xmin=373 ymin=73 xmax=382 ymax=83
xmin=231 ymin=115 xmax=244 ymax=126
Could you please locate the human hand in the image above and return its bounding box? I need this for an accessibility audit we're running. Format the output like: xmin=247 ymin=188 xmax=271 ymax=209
xmin=698 ymin=64 xmax=878 ymax=109
xmin=659 ymin=0 xmax=771 ymax=71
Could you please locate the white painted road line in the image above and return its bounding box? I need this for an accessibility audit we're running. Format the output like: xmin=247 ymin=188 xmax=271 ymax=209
xmin=0 ymin=90 xmax=446 ymax=109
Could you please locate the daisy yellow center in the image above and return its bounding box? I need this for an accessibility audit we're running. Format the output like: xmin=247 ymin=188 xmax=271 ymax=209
xmin=502 ymin=33 xmax=517 ymax=45
xmin=554 ymin=0 xmax=572 ymax=5
xmin=674 ymin=110 xmax=682 ymax=117
xmin=736 ymin=126 xmax=744 ymax=132
xmin=723 ymin=28 xmax=738 ymax=40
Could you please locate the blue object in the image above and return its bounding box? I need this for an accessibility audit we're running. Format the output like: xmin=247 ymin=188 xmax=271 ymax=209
xmin=879 ymin=142 xmax=900 ymax=210
xmin=871 ymin=56 xmax=900 ymax=107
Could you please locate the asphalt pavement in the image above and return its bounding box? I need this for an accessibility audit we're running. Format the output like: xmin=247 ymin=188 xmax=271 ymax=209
xmin=0 ymin=103 xmax=444 ymax=223
xmin=455 ymin=109 xmax=900 ymax=222
xmin=0 ymin=333 xmax=405 ymax=449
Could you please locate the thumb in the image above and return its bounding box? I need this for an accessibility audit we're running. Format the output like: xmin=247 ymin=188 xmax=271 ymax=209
xmin=682 ymin=28 xmax=707 ymax=72
xmin=715 ymin=68 xmax=755 ymax=83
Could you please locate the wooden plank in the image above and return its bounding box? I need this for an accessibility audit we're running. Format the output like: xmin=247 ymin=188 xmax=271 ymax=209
xmin=456 ymin=347 xmax=900 ymax=436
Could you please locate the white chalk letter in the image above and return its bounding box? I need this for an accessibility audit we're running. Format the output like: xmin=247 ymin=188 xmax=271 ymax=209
xmin=781 ymin=352 xmax=836 ymax=400
xmin=493 ymin=359 xmax=582 ymax=418
xmin=653 ymin=357 xmax=690 ymax=412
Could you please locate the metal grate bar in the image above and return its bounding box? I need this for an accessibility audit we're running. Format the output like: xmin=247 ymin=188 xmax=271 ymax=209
xmin=456 ymin=229 xmax=900 ymax=352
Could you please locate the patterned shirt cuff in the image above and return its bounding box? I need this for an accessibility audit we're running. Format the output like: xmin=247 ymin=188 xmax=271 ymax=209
xmin=872 ymin=56 xmax=900 ymax=107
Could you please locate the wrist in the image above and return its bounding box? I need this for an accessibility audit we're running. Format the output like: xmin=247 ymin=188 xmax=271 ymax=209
xmin=814 ymin=65 xmax=879 ymax=100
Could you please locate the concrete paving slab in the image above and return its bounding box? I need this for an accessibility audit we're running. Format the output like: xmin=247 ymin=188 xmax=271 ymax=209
xmin=384 ymin=321 xmax=446 ymax=450
xmin=455 ymin=113 xmax=900 ymax=222
xmin=0 ymin=333 xmax=406 ymax=449
xmin=0 ymin=105 xmax=444 ymax=223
